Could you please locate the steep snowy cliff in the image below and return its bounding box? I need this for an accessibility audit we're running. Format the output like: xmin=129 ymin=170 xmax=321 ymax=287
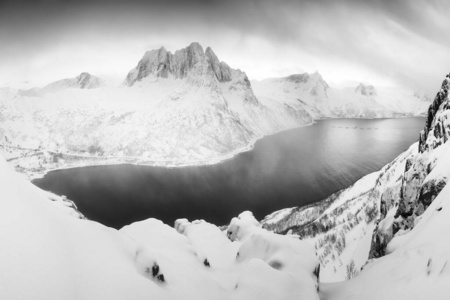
xmin=262 ymin=74 xmax=450 ymax=285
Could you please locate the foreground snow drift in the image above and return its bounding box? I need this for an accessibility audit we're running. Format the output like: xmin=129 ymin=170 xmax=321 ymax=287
xmin=0 ymin=156 xmax=320 ymax=300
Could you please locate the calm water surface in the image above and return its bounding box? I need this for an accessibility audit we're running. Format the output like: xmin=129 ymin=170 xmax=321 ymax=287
xmin=34 ymin=118 xmax=425 ymax=229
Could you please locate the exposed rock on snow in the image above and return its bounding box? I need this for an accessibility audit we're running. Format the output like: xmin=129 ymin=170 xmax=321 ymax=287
xmin=19 ymin=72 xmax=105 ymax=96
xmin=354 ymin=83 xmax=376 ymax=96
xmin=321 ymin=178 xmax=450 ymax=300
xmin=369 ymin=74 xmax=450 ymax=258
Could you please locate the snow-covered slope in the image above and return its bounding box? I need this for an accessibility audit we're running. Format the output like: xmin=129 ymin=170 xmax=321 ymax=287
xmin=19 ymin=72 xmax=105 ymax=96
xmin=262 ymin=145 xmax=414 ymax=282
xmin=262 ymin=74 xmax=450 ymax=285
xmin=0 ymin=154 xmax=320 ymax=299
xmin=252 ymin=73 xmax=430 ymax=119
xmin=321 ymin=175 xmax=450 ymax=300
xmin=0 ymin=43 xmax=312 ymax=179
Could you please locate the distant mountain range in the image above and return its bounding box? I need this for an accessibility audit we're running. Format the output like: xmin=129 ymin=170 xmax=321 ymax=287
xmin=252 ymin=72 xmax=430 ymax=119
xmin=0 ymin=42 xmax=430 ymax=178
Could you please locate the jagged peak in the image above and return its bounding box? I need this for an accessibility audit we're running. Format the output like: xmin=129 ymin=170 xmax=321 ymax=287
xmin=419 ymin=73 xmax=450 ymax=153
xmin=187 ymin=41 xmax=203 ymax=53
xmin=77 ymin=72 xmax=91 ymax=78
xmin=125 ymin=42 xmax=234 ymax=86
xmin=205 ymin=46 xmax=217 ymax=60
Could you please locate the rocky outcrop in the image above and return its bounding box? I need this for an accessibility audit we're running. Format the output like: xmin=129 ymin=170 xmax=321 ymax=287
xmin=75 ymin=72 xmax=104 ymax=89
xmin=369 ymin=73 xmax=450 ymax=259
xmin=284 ymin=74 xmax=310 ymax=84
xmin=124 ymin=42 xmax=236 ymax=86
xmin=205 ymin=47 xmax=232 ymax=82
xmin=419 ymin=74 xmax=450 ymax=152
xmin=20 ymin=72 xmax=105 ymax=96
xmin=355 ymin=83 xmax=376 ymax=96
xmin=45 ymin=72 xmax=104 ymax=90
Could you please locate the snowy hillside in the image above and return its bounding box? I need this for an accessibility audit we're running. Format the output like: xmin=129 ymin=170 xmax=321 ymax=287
xmin=262 ymin=74 xmax=450 ymax=285
xmin=0 ymin=155 xmax=320 ymax=299
xmin=18 ymin=72 xmax=105 ymax=96
xmin=321 ymin=180 xmax=450 ymax=299
xmin=252 ymin=73 xmax=430 ymax=119
xmin=0 ymin=42 xmax=312 ymax=179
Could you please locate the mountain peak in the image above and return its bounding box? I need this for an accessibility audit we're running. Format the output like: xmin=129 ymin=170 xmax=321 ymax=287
xmin=125 ymin=42 xmax=234 ymax=86
xmin=76 ymin=72 xmax=93 ymax=87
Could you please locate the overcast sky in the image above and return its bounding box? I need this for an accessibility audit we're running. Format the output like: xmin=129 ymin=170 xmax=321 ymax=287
xmin=1 ymin=0 xmax=449 ymax=95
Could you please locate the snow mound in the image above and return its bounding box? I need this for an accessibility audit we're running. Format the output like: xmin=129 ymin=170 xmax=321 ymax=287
xmin=0 ymin=156 xmax=320 ymax=299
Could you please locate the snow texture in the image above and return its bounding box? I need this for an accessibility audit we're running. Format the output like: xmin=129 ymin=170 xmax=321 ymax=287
xmin=0 ymin=156 xmax=320 ymax=299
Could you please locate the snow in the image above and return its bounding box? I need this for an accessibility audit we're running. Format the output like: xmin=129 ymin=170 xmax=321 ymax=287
xmin=0 ymin=46 xmax=426 ymax=180
xmin=252 ymin=73 xmax=429 ymax=119
xmin=262 ymin=207 xmax=296 ymax=225
xmin=321 ymin=183 xmax=450 ymax=300
xmin=0 ymin=47 xmax=313 ymax=179
xmin=262 ymin=143 xmax=418 ymax=282
xmin=0 ymin=155 xmax=320 ymax=299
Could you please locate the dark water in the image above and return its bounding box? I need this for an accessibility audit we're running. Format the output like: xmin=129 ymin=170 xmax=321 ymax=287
xmin=33 ymin=118 xmax=425 ymax=229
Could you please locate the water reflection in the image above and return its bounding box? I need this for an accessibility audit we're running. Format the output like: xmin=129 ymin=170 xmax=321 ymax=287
xmin=33 ymin=118 xmax=424 ymax=229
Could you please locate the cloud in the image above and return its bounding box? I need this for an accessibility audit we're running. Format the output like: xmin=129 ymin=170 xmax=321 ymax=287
xmin=0 ymin=0 xmax=449 ymax=95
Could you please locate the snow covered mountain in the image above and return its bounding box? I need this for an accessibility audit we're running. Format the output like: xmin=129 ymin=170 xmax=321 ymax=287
xmin=252 ymin=73 xmax=430 ymax=119
xmin=18 ymin=72 xmax=105 ymax=96
xmin=262 ymin=73 xmax=450 ymax=296
xmin=0 ymin=43 xmax=430 ymax=179
xmin=0 ymin=42 xmax=312 ymax=179
xmin=0 ymin=155 xmax=320 ymax=299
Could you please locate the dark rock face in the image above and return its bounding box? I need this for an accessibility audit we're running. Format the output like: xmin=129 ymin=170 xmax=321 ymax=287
xmin=205 ymin=47 xmax=232 ymax=82
xmin=355 ymin=83 xmax=377 ymax=96
xmin=417 ymin=178 xmax=447 ymax=211
xmin=125 ymin=42 xmax=235 ymax=86
xmin=419 ymin=74 xmax=450 ymax=153
xmin=285 ymin=74 xmax=310 ymax=83
xmin=369 ymin=229 xmax=390 ymax=259
xmin=77 ymin=73 xmax=91 ymax=88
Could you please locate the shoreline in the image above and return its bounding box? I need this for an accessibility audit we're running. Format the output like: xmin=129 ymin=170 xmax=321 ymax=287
xmin=29 ymin=120 xmax=317 ymax=180
xmin=22 ymin=115 xmax=425 ymax=181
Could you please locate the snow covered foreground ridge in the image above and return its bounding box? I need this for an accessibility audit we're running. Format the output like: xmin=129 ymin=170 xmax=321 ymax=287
xmin=0 ymin=156 xmax=320 ymax=300
xmin=262 ymin=74 xmax=450 ymax=297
